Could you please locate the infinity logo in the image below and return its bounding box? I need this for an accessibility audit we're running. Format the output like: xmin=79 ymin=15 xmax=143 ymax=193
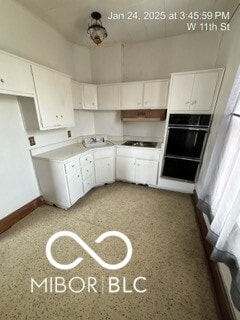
xmin=46 ymin=231 xmax=133 ymax=270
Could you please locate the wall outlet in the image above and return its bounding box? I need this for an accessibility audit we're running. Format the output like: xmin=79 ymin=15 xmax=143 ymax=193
xmin=28 ymin=136 xmax=36 ymax=146
xmin=67 ymin=130 xmax=71 ymax=138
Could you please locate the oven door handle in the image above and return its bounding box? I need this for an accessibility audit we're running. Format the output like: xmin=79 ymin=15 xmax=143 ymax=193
xmin=168 ymin=126 xmax=208 ymax=131
xmin=165 ymin=155 xmax=200 ymax=162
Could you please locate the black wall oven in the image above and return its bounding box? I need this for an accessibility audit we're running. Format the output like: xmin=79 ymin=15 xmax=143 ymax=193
xmin=162 ymin=114 xmax=211 ymax=182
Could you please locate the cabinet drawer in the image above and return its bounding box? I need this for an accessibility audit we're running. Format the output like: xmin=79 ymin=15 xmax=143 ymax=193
xmin=80 ymin=153 xmax=94 ymax=166
xmin=83 ymin=175 xmax=95 ymax=194
xmin=94 ymin=148 xmax=114 ymax=160
xmin=116 ymin=147 xmax=160 ymax=161
xmin=82 ymin=164 xmax=94 ymax=180
xmin=65 ymin=158 xmax=80 ymax=175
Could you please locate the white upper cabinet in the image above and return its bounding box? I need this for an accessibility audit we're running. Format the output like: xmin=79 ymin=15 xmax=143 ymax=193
xmin=168 ymin=69 xmax=224 ymax=114
xmin=169 ymin=74 xmax=194 ymax=111
xmin=0 ymin=51 xmax=35 ymax=96
xmin=31 ymin=65 xmax=74 ymax=129
xmin=72 ymin=80 xmax=169 ymax=111
xmin=71 ymin=81 xmax=83 ymax=109
xmin=55 ymin=74 xmax=74 ymax=127
xmin=143 ymin=80 xmax=169 ymax=109
xmin=98 ymin=84 xmax=120 ymax=110
xmin=83 ymin=84 xmax=98 ymax=109
xmin=190 ymin=72 xmax=219 ymax=111
xmin=120 ymin=82 xmax=144 ymax=109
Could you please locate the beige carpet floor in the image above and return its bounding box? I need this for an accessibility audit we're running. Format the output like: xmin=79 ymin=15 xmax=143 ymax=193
xmin=0 ymin=182 xmax=219 ymax=320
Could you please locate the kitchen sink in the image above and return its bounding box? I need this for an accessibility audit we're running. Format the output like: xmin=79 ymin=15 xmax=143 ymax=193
xmin=122 ymin=140 xmax=158 ymax=148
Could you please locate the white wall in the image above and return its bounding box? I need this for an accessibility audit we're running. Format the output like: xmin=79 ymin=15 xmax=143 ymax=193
xmin=72 ymin=44 xmax=92 ymax=83
xmin=90 ymin=44 xmax=123 ymax=84
xmin=0 ymin=0 xmax=92 ymax=218
xmin=94 ymin=111 xmax=123 ymax=138
xmin=0 ymin=0 xmax=73 ymax=75
xmin=72 ymin=110 xmax=95 ymax=137
xmin=123 ymin=122 xmax=165 ymax=141
xmin=123 ymin=31 xmax=222 ymax=81
xmin=0 ymin=95 xmax=40 ymax=219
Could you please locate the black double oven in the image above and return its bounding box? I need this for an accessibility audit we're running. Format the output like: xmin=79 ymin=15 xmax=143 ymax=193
xmin=162 ymin=114 xmax=211 ymax=182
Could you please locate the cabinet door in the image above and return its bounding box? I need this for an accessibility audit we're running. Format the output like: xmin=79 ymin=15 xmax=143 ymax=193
xmin=190 ymin=71 xmax=219 ymax=112
xmin=98 ymin=84 xmax=120 ymax=109
xmin=55 ymin=73 xmax=74 ymax=127
xmin=0 ymin=52 xmax=35 ymax=96
xmin=32 ymin=65 xmax=74 ymax=128
xmin=143 ymin=81 xmax=169 ymax=109
xmin=95 ymin=158 xmax=114 ymax=185
xmin=83 ymin=84 xmax=98 ymax=109
xmin=31 ymin=65 xmax=60 ymax=128
xmin=116 ymin=157 xmax=135 ymax=182
xmin=71 ymin=81 xmax=83 ymax=109
xmin=66 ymin=172 xmax=84 ymax=205
xmin=120 ymin=83 xmax=143 ymax=109
xmin=169 ymin=74 xmax=194 ymax=111
xmin=135 ymin=160 xmax=158 ymax=185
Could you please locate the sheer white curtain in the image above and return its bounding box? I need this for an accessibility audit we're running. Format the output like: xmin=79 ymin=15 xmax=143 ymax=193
xmin=197 ymin=66 xmax=240 ymax=310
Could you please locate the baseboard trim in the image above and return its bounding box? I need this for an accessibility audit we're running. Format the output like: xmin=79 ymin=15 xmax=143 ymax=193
xmin=192 ymin=190 xmax=234 ymax=320
xmin=0 ymin=196 xmax=44 ymax=234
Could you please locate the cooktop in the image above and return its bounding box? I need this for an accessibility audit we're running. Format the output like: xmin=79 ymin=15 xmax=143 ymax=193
xmin=122 ymin=140 xmax=158 ymax=148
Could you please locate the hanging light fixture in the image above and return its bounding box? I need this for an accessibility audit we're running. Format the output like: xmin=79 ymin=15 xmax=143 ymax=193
xmin=87 ymin=12 xmax=108 ymax=45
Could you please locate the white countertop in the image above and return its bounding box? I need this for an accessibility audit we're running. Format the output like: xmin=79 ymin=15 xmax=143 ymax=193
xmin=33 ymin=140 xmax=162 ymax=162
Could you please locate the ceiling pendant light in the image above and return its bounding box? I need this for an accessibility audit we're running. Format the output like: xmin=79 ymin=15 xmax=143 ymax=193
xmin=87 ymin=12 xmax=108 ymax=45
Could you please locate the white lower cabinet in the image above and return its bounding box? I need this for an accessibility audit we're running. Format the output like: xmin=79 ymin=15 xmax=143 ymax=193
xmin=94 ymin=148 xmax=115 ymax=185
xmin=135 ymin=160 xmax=158 ymax=185
xmin=33 ymin=157 xmax=79 ymax=209
xmin=67 ymin=171 xmax=84 ymax=205
xmin=116 ymin=147 xmax=160 ymax=186
xmin=95 ymin=158 xmax=114 ymax=185
xmin=80 ymin=152 xmax=95 ymax=194
xmin=33 ymin=151 xmax=94 ymax=209
xmin=83 ymin=175 xmax=95 ymax=194
xmin=116 ymin=157 xmax=136 ymax=182
xmin=33 ymin=146 xmax=163 ymax=209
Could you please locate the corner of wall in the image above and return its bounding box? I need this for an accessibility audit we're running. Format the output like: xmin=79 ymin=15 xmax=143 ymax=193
xmin=72 ymin=43 xmax=92 ymax=83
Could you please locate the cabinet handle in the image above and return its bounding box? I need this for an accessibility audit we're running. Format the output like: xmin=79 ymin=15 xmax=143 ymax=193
xmin=77 ymin=175 xmax=79 ymax=178
xmin=56 ymin=115 xmax=59 ymax=118
xmin=0 ymin=78 xmax=4 ymax=83
xmin=185 ymin=101 xmax=190 ymax=105
xmin=61 ymin=115 xmax=63 ymax=118
xmin=72 ymin=165 xmax=75 ymax=167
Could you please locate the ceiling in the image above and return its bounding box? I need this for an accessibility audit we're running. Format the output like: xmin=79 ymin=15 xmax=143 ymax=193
xmin=15 ymin=0 xmax=240 ymax=48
